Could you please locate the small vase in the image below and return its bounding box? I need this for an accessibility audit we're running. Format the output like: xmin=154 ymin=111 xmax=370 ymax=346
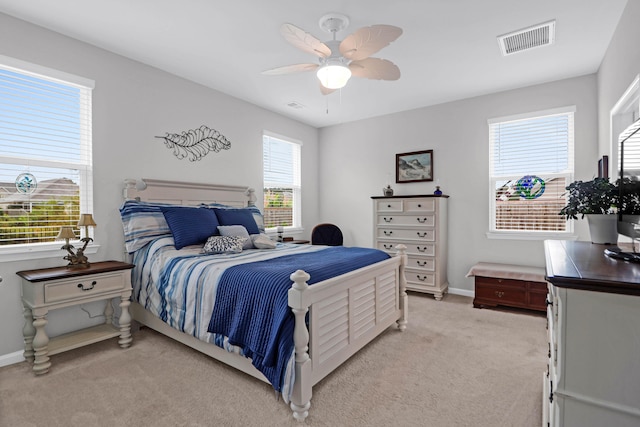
xmin=434 ymin=186 xmax=442 ymax=196
xmin=383 ymin=185 xmax=394 ymax=197
xmin=585 ymin=214 xmax=618 ymax=244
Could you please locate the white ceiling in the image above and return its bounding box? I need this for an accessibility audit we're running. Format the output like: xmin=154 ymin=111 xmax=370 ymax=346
xmin=0 ymin=0 xmax=628 ymax=128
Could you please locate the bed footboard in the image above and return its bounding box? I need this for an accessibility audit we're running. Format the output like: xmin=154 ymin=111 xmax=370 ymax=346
xmin=287 ymin=245 xmax=407 ymax=422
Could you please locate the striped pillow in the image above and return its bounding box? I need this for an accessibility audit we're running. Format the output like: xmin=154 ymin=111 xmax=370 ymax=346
xmin=119 ymin=200 xmax=174 ymax=253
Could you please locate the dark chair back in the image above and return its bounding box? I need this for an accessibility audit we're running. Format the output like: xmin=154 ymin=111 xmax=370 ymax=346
xmin=311 ymin=223 xmax=343 ymax=246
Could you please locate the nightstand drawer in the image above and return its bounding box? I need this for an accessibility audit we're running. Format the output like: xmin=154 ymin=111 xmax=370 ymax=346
xmin=44 ymin=272 xmax=126 ymax=303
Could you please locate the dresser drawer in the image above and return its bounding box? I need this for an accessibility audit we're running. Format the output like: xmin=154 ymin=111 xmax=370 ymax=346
xmin=407 ymin=255 xmax=435 ymax=271
xmin=404 ymin=268 xmax=436 ymax=288
xmin=376 ymin=200 xmax=403 ymax=212
xmin=404 ymin=199 xmax=435 ymax=213
xmin=376 ymin=228 xmax=435 ymax=241
xmin=44 ymin=272 xmax=126 ymax=303
xmin=376 ymin=241 xmax=435 ymax=256
xmin=376 ymin=214 xmax=435 ymax=227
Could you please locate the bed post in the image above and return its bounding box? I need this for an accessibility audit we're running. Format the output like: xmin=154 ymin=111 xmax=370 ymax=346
xmin=246 ymin=188 xmax=256 ymax=207
xmin=395 ymin=244 xmax=408 ymax=332
xmin=288 ymin=269 xmax=312 ymax=422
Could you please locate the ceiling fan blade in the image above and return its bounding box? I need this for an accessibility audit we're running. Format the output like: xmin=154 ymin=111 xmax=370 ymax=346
xmin=280 ymin=23 xmax=331 ymax=58
xmin=320 ymin=84 xmax=336 ymax=96
xmin=339 ymin=25 xmax=403 ymax=61
xmin=262 ymin=63 xmax=319 ymax=75
xmin=349 ymin=58 xmax=401 ymax=80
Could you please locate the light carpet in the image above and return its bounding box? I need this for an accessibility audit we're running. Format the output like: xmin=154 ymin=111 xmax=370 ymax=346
xmin=0 ymin=294 xmax=546 ymax=426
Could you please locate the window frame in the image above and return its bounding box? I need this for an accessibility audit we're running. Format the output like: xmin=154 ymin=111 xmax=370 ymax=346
xmin=0 ymin=55 xmax=97 ymax=261
xmin=487 ymin=106 xmax=576 ymax=240
xmin=262 ymin=131 xmax=302 ymax=232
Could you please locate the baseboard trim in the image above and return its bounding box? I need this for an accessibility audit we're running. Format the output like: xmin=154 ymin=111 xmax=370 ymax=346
xmin=0 ymin=350 xmax=25 ymax=368
xmin=448 ymin=287 xmax=474 ymax=298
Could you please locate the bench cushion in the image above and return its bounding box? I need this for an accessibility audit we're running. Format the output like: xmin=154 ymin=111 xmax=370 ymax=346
xmin=466 ymin=262 xmax=546 ymax=283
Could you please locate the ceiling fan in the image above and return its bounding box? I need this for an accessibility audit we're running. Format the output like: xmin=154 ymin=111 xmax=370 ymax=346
xmin=262 ymin=13 xmax=402 ymax=94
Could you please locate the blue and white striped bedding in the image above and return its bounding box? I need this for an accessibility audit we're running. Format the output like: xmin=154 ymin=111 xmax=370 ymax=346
xmin=131 ymin=236 xmax=328 ymax=398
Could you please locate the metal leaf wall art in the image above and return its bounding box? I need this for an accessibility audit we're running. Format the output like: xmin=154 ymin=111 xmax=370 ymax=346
xmin=155 ymin=125 xmax=231 ymax=161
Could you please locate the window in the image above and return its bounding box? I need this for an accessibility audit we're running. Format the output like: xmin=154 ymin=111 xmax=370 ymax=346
xmin=0 ymin=57 xmax=94 ymax=249
xmin=488 ymin=107 xmax=574 ymax=236
xmin=262 ymin=132 xmax=301 ymax=229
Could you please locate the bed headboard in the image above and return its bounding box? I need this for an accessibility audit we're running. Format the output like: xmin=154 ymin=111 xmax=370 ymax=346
xmin=123 ymin=178 xmax=256 ymax=207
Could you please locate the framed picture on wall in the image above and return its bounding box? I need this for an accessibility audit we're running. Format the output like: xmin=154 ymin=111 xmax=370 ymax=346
xmin=396 ymin=150 xmax=433 ymax=183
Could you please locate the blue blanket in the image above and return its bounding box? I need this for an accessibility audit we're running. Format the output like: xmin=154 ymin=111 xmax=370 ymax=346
xmin=207 ymin=246 xmax=391 ymax=391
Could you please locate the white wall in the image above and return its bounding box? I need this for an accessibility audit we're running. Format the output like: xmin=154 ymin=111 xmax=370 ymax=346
xmin=597 ymin=0 xmax=640 ymax=157
xmin=318 ymin=75 xmax=598 ymax=294
xmin=0 ymin=13 xmax=319 ymax=358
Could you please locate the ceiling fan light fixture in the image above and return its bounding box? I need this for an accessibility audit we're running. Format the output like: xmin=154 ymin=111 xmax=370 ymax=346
xmin=317 ymin=63 xmax=352 ymax=89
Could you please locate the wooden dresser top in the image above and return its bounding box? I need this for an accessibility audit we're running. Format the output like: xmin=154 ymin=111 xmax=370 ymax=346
xmin=545 ymin=240 xmax=640 ymax=296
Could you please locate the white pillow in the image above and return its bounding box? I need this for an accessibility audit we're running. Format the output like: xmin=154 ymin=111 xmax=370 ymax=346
xmin=217 ymin=225 xmax=252 ymax=249
xmin=202 ymin=235 xmax=246 ymax=254
xmin=251 ymin=233 xmax=276 ymax=249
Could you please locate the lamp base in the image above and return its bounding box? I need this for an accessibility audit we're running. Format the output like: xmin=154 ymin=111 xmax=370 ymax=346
xmin=61 ymin=238 xmax=92 ymax=268
xmin=66 ymin=261 xmax=91 ymax=269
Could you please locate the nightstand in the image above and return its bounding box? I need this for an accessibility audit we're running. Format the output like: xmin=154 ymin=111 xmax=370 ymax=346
xmin=16 ymin=261 xmax=134 ymax=375
xmin=283 ymin=237 xmax=310 ymax=244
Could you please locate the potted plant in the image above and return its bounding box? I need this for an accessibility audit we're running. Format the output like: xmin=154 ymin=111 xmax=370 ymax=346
xmin=559 ymin=177 xmax=618 ymax=244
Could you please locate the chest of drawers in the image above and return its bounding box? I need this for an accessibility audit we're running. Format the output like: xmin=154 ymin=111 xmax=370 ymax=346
xmin=372 ymin=195 xmax=448 ymax=300
xmin=544 ymin=240 xmax=640 ymax=427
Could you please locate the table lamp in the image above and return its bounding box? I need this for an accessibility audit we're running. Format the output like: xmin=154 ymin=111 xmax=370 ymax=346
xmin=56 ymin=214 xmax=96 ymax=268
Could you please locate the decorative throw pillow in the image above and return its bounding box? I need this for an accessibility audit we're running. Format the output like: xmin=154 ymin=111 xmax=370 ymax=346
xmin=202 ymin=203 xmax=266 ymax=234
xmin=202 ymin=235 xmax=246 ymax=254
xmin=218 ymin=225 xmax=253 ymax=249
xmin=213 ymin=208 xmax=260 ymax=234
xmin=161 ymin=206 xmax=220 ymax=250
xmin=119 ymin=200 xmax=181 ymax=253
xmin=251 ymin=233 xmax=276 ymax=249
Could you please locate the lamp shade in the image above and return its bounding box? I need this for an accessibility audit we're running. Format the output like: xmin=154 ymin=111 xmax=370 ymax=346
xmin=56 ymin=226 xmax=76 ymax=240
xmin=77 ymin=214 xmax=97 ymax=227
xmin=317 ymin=63 xmax=352 ymax=89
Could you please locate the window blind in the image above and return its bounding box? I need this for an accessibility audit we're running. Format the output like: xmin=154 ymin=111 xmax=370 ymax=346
xmin=263 ymin=134 xmax=301 ymax=229
xmin=489 ymin=108 xmax=574 ymax=233
xmin=0 ymin=63 xmax=93 ymax=246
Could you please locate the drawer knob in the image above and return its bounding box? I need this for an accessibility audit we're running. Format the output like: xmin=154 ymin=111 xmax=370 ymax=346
xmin=417 ymin=232 xmax=428 ymax=238
xmin=383 ymin=244 xmax=393 ymax=249
xmin=383 ymin=230 xmax=393 ymax=236
xmin=417 ymin=246 xmax=426 ymax=252
xmin=77 ymin=281 xmax=97 ymax=291
xmin=417 ymin=218 xmax=427 ymax=223
xmin=494 ymin=291 xmax=504 ymax=298
xmin=418 ymin=204 xmax=422 ymax=207
xmin=546 ymin=298 xmax=553 ymax=306
xmin=417 ymin=275 xmax=428 ymax=281
xmin=383 ymin=217 xmax=392 ymax=223
xmin=417 ymin=260 xmax=427 ymax=266
xmin=387 ymin=204 xmax=391 ymax=208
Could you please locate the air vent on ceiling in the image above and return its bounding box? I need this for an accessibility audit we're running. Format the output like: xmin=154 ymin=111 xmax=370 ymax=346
xmin=286 ymin=101 xmax=305 ymax=109
xmin=498 ymin=20 xmax=556 ymax=56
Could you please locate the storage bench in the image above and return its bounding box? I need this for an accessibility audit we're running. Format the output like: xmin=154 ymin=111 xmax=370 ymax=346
xmin=466 ymin=262 xmax=547 ymax=312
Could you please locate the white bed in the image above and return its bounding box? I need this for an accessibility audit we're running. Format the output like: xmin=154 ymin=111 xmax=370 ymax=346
xmin=122 ymin=178 xmax=408 ymax=422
